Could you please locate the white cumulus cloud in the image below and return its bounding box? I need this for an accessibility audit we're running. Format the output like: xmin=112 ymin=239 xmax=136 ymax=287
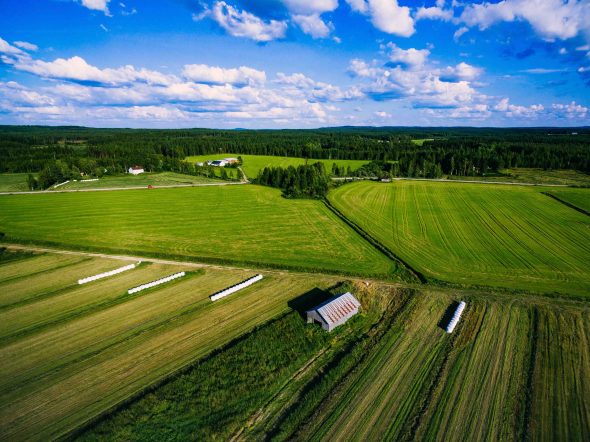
xmin=79 ymin=0 xmax=111 ymax=15
xmin=345 ymin=0 xmax=414 ymax=37
xmin=206 ymin=2 xmax=288 ymax=42
xmin=292 ymin=14 xmax=332 ymax=38
xmin=182 ymin=64 xmax=266 ymax=85
xmin=13 ymin=41 xmax=38 ymax=51
xmin=460 ymin=0 xmax=590 ymax=42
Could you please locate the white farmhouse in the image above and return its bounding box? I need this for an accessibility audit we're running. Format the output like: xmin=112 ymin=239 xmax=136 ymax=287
xmin=129 ymin=166 xmax=144 ymax=175
xmin=209 ymin=160 xmax=228 ymax=167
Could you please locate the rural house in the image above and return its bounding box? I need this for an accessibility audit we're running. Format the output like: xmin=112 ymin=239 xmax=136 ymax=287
xmin=306 ymin=292 xmax=361 ymax=332
xmin=208 ymin=160 xmax=227 ymax=167
xmin=128 ymin=165 xmax=144 ymax=175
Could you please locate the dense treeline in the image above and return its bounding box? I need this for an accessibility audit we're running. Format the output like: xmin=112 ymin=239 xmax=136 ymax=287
xmin=1 ymin=125 xmax=589 ymax=185
xmin=257 ymin=163 xmax=330 ymax=198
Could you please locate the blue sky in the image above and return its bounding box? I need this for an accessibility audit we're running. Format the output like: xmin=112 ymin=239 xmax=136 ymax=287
xmin=0 ymin=0 xmax=589 ymax=128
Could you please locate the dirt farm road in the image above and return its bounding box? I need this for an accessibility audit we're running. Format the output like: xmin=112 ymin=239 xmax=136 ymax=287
xmin=0 ymin=180 xmax=248 ymax=196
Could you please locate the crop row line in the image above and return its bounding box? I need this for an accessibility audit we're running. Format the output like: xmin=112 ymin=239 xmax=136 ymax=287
xmin=322 ymin=198 xmax=426 ymax=283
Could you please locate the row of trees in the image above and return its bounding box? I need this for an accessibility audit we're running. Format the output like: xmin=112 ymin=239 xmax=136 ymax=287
xmin=1 ymin=126 xmax=588 ymax=187
xmin=256 ymin=163 xmax=330 ymax=198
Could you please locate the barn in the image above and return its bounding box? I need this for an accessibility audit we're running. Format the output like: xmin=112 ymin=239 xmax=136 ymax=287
xmin=128 ymin=165 xmax=144 ymax=175
xmin=306 ymin=292 xmax=361 ymax=332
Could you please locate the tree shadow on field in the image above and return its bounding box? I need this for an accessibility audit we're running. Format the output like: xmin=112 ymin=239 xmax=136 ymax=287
xmin=438 ymin=300 xmax=460 ymax=331
xmin=288 ymin=287 xmax=333 ymax=320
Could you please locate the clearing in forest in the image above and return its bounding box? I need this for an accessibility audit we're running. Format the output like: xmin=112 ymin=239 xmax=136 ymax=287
xmin=185 ymin=153 xmax=369 ymax=178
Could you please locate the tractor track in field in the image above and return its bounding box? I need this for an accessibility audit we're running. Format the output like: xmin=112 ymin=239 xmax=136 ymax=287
xmin=323 ymin=198 xmax=427 ymax=284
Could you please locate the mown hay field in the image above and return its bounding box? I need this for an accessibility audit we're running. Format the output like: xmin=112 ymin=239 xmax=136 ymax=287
xmin=185 ymin=153 xmax=369 ymax=178
xmin=0 ymin=252 xmax=342 ymax=440
xmin=328 ymin=181 xmax=590 ymax=295
xmin=0 ymin=185 xmax=396 ymax=276
xmin=299 ymin=293 xmax=590 ymax=442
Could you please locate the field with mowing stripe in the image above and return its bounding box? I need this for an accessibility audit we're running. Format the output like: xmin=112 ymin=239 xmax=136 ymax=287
xmin=56 ymin=171 xmax=222 ymax=190
xmin=185 ymin=154 xmax=369 ymax=178
xmin=547 ymin=188 xmax=590 ymax=213
xmin=284 ymin=293 xmax=590 ymax=442
xmin=0 ymin=252 xmax=342 ymax=440
xmin=0 ymin=185 xmax=396 ymax=276
xmin=329 ymin=181 xmax=590 ymax=295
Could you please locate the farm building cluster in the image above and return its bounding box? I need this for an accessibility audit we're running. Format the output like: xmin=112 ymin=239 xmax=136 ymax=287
xmin=196 ymin=158 xmax=239 ymax=167
xmin=306 ymin=292 xmax=361 ymax=332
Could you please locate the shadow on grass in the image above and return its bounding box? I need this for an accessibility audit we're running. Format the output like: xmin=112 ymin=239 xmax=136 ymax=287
xmin=288 ymin=287 xmax=333 ymax=320
xmin=437 ymin=300 xmax=460 ymax=332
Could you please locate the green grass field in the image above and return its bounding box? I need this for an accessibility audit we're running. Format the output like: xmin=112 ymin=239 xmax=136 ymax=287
xmin=328 ymin=181 xmax=590 ymax=295
xmin=411 ymin=138 xmax=435 ymax=146
xmin=547 ymin=188 xmax=590 ymax=213
xmin=0 ymin=252 xmax=342 ymax=440
xmin=84 ymin=282 xmax=589 ymax=442
xmin=185 ymin=154 xmax=369 ymax=179
xmin=295 ymin=293 xmax=590 ymax=442
xmin=448 ymin=168 xmax=590 ymax=186
xmin=56 ymin=172 xmax=222 ymax=190
xmin=0 ymin=185 xmax=396 ymax=276
xmin=0 ymin=173 xmax=31 ymax=192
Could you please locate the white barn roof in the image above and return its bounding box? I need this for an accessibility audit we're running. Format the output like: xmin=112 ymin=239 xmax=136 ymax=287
xmin=306 ymin=292 xmax=361 ymax=332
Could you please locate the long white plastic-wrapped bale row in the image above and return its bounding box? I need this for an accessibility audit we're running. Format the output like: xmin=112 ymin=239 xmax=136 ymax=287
xmin=127 ymin=272 xmax=186 ymax=294
xmin=210 ymin=274 xmax=263 ymax=301
xmin=52 ymin=180 xmax=70 ymax=188
xmin=446 ymin=301 xmax=466 ymax=333
xmin=78 ymin=262 xmax=140 ymax=285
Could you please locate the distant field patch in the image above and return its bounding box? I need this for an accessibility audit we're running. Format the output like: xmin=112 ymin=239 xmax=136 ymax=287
xmin=0 ymin=173 xmax=31 ymax=192
xmin=328 ymin=181 xmax=590 ymax=295
xmin=411 ymin=138 xmax=434 ymax=146
xmin=0 ymin=185 xmax=396 ymax=276
xmin=448 ymin=168 xmax=590 ymax=186
xmin=185 ymin=154 xmax=369 ymax=178
xmin=56 ymin=172 xmax=221 ymax=190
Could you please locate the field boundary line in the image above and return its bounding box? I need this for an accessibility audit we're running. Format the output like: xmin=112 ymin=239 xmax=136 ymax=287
xmin=323 ymin=198 xmax=426 ymax=283
xmin=3 ymin=243 xmax=589 ymax=304
xmin=62 ymin=311 xmax=294 ymax=441
xmin=394 ymin=177 xmax=569 ymax=187
xmin=332 ymin=177 xmax=570 ymax=187
xmin=541 ymin=192 xmax=590 ymax=217
xmin=0 ymin=240 xmax=395 ymax=280
xmin=0 ymin=181 xmax=247 ymax=196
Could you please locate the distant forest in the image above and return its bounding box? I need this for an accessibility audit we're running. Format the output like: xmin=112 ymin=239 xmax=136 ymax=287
xmin=0 ymin=125 xmax=589 ymax=188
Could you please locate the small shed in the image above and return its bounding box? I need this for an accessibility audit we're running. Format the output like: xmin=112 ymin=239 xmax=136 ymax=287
xmin=129 ymin=166 xmax=144 ymax=175
xmin=306 ymin=292 xmax=361 ymax=332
